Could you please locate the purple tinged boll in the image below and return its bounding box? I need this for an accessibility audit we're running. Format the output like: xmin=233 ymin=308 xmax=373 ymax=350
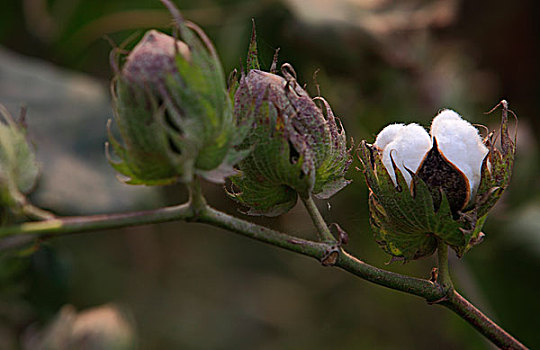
xmin=122 ymin=30 xmax=191 ymax=88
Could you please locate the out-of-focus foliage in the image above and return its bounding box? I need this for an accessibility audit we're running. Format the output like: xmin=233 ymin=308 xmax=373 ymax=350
xmin=0 ymin=0 xmax=538 ymax=349
xmin=22 ymin=304 xmax=136 ymax=349
xmin=0 ymin=47 xmax=163 ymax=214
xmin=0 ymin=106 xmax=39 ymax=223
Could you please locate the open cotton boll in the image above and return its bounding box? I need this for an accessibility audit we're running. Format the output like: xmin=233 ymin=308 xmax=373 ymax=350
xmin=359 ymin=103 xmax=515 ymax=260
xmin=376 ymin=123 xmax=431 ymax=187
xmin=430 ymin=110 xmax=489 ymax=197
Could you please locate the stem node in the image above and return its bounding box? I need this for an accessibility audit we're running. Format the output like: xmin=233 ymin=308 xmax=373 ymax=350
xmin=187 ymin=177 xmax=208 ymax=218
xmin=320 ymin=245 xmax=340 ymax=266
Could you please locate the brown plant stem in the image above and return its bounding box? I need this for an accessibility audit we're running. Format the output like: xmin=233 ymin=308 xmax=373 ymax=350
xmin=443 ymin=290 xmax=526 ymax=350
xmin=0 ymin=198 xmax=528 ymax=349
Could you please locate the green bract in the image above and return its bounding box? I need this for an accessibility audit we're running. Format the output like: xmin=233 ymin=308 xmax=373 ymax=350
xmin=0 ymin=106 xmax=39 ymax=223
xmin=107 ymin=18 xmax=245 ymax=185
xmin=228 ymin=34 xmax=351 ymax=216
xmin=358 ymin=103 xmax=515 ymax=261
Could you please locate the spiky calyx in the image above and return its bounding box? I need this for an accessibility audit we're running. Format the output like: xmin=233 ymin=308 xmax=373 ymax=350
xmin=228 ymin=63 xmax=352 ymax=216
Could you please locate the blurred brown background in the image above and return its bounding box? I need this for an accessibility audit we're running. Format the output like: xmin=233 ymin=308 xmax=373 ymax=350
xmin=0 ymin=0 xmax=539 ymax=349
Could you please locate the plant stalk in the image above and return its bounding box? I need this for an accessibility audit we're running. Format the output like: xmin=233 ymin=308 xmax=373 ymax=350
xmin=187 ymin=177 xmax=207 ymax=214
xmin=0 ymin=201 xmax=528 ymax=349
xmin=0 ymin=204 xmax=192 ymax=239
xmin=301 ymin=195 xmax=336 ymax=243
xmin=22 ymin=202 xmax=56 ymax=221
xmin=444 ymin=290 xmax=527 ymax=350
xmin=437 ymin=239 xmax=453 ymax=291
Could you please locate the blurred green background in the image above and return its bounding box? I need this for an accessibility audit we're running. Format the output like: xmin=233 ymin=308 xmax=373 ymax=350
xmin=1 ymin=0 xmax=539 ymax=348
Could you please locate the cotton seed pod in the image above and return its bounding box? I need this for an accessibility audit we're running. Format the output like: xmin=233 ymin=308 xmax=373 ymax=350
xmin=358 ymin=103 xmax=515 ymax=260
xmin=228 ymin=58 xmax=352 ymax=216
xmin=107 ymin=16 xmax=246 ymax=185
xmin=0 ymin=106 xmax=39 ymax=223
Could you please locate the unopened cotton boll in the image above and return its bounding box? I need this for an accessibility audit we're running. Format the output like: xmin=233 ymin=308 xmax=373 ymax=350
xmin=122 ymin=30 xmax=191 ymax=88
xmin=229 ymin=64 xmax=352 ymax=216
xmin=430 ymin=109 xmax=489 ymax=196
xmin=375 ymin=123 xmax=431 ymax=187
xmin=108 ymin=19 xmax=244 ymax=185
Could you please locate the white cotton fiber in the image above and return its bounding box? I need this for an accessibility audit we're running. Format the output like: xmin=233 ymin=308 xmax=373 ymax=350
xmin=374 ymin=123 xmax=405 ymax=150
xmin=375 ymin=123 xmax=431 ymax=187
xmin=430 ymin=109 xmax=489 ymax=196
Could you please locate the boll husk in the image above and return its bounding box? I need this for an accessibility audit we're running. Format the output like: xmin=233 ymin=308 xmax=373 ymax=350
xmin=0 ymin=106 xmax=40 ymax=223
xmin=227 ymin=30 xmax=352 ymax=216
xmin=107 ymin=12 xmax=246 ymax=185
xmin=358 ymin=103 xmax=515 ymax=260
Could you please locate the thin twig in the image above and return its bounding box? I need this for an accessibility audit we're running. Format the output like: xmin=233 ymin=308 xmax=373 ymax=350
xmin=443 ymin=291 xmax=527 ymax=350
xmin=301 ymin=195 xmax=337 ymax=243
xmin=0 ymin=201 xmax=528 ymax=349
xmin=436 ymin=239 xmax=454 ymax=290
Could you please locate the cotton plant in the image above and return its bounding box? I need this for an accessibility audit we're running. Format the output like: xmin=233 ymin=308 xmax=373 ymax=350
xmin=0 ymin=0 xmax=527 ymax=348
xmin=358 ymin=104 xmax=515 ymax=261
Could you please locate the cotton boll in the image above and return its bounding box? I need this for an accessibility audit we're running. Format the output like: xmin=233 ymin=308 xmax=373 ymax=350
xmin=379 ymin=123 xmax=431 ymax=187
xmin=359 ymin=104 xmax=515 ymax=260
xmin=432 ymin=109 xmax=462 ymax=124
xmin=374 ymin=123 xmax=405 ymax=150
xmin=430 ymin=109 xmax=489 ymax=196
